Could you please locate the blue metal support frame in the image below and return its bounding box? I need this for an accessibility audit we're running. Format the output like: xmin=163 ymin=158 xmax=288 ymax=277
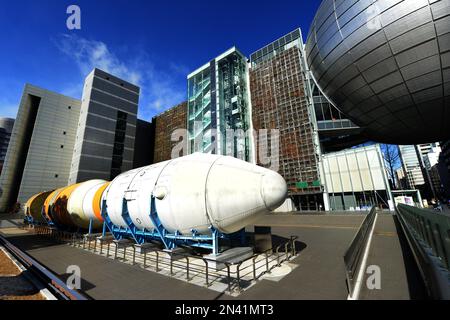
xmin=100 ymin=196 xmax=246 ymax=254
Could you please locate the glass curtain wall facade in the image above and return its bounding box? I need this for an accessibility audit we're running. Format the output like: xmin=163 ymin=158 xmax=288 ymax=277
xmin=249 ymin=29 xmax=322 ymax=210
xmin=188 ymin=48 xmax=251 ymax=161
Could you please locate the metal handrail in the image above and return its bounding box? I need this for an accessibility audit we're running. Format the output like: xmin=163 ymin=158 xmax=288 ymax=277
xmin=396 ymin=204 xmax=450 ymax=299
xmin=343 ymin=206 xmax=377 ymax=297
xmin=32 ymin=224 xmax=299 ymax=294
xmin=0 ymin=234 xmax=89 ymax=300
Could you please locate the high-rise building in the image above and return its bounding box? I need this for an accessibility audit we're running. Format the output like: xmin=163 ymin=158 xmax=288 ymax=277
xmin=187 ymin=47 xmax=252 ymax=161
xmin=399 ymin=145 xmax=425 ymax=189
xmin=0 ymin=84 xmax=81 ymax=211
xmin=0 ymin=118 xmax=15 ymax=174
xmin=68 ymin=68 xmax=140 ymax=183
xmin=249 ymin=29 xmax=322 ymax=209
xmin=438 ymin=140 xmax=450 ymax=199
xmin=153 ymin=101 xmax=188 ymax=163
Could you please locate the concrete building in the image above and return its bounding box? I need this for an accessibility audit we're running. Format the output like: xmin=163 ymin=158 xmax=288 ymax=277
xmin=153 ymin=101 xmax=187 ymax=163
xmin=187 ymin=47 xmax=252 ymax=161
xmin=421 ymin=144 xmax=441 ymax=170
xmin=133 ymin=119 xmax=155 ymax=168
xmin=68 ymin=68 xmax=140 ymax=183
xmin=321 ymin=145 xmax=393 ymax=211
xmin=249 ymin=29 xmax=322 ymax=210
xmin=0 ymin=118 xmax=15 ymax=174
xmin=438 ymin=140 xmax=450 ymax=199
xmin=399 ymin=145 xmax=425 ymax=189
xmin=0 ymin=84 xmax=81 ymax=211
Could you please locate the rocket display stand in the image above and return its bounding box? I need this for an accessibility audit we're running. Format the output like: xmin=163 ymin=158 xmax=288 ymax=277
xmin=101 ymin=196 xmax=246 ymax=255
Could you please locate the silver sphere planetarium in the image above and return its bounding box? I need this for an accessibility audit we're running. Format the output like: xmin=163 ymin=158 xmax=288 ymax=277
xmin=306 ymin=0 xmax=450 ymax=144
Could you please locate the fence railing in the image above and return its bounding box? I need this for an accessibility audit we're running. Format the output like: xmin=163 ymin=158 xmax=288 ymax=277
xmin=31 ymin=225 xmax=298 ymax=295
xmin=343 ymin=206 xmax=377 ymax=297
xmin=0 ymin=233 xmax=89 ymax=300
xmin=396 ymin=204 xmax=450 ymax=299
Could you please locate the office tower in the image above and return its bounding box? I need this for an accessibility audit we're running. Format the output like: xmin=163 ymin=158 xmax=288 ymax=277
xmin=249 ymin=29 xmax=322 ymax=209
xmin=153 ymin=101 xmax=187 ymax=163
xmin=0 ymin=118 xmax=15 ymax=173
xmin=187 ymin=47 xmax=252 ymax=161
xmin=0 ymin=84 xmax=81 ymax=211
xmin=399 ymin=145 xmax=426 ymax=189
xmin=68 ymin=68 xmax=140 ymax=183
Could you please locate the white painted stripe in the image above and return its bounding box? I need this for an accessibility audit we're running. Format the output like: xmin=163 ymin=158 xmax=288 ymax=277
xmin=347 ymin=211 xmax=378 ymax=300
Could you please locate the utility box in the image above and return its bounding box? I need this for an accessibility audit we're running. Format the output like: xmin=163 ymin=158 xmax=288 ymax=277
xmin=254 ymin=226 xmax=272 ymax=253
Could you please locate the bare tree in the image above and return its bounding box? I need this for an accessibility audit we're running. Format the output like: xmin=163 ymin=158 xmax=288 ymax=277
xmin=381 ymin=144 xmax=401 ymax=190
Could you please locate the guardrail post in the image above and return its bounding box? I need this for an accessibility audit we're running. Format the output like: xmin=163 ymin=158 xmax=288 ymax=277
xmin=143 ymin=251 xmax=147 ymax=268
xmin=170 ymin=253 xmax=174 ymax=276
xmin=253 ymin=257 xmax=257 ymax=281
xmin=156 ymin=251 xmax=159 ymax=272
xmin=186 ymin=257 xmax=190 ymax=281
xmin=226 ymin=264 xmax=232 ymax=293
xmin=203 ymin=259 xmax=210 ymax=287
xmin=236 ymin=263 xmax=242 ymax=292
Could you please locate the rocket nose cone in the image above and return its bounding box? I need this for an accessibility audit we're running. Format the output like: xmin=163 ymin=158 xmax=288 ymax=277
xmin=261 ymin=171 xmax=288 ymax=211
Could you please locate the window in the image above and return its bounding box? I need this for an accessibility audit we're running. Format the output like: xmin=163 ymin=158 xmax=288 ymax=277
xmin=60 ymin=145 xmax=64 ymax=149
xmin=55 ymin=174 xmax=59 ymax=178
xmin=63 ymin=131 xmax=66 ymax=135
xmin=68 ymin=106 xmax=72 ymax=110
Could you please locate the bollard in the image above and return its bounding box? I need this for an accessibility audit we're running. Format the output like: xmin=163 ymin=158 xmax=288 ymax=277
xmin=107 ymin=242 xmax=110 ymax=258
xmin=132 ymin=247 xmax=136 ymax=265
xmin=114 ymin=243 xmax=118 ymax=260
xmin=123 ymin=246 xmax=126 ymax=261
xmin=265 ymin=251 xmax=270 ymax=274
xmin=143 ymin=251 xmax=147 ymax=268
xmin=156 ymin=251 xmax=159 ymax=272
xmin=99 ymin=239 xmax=103 ymax=255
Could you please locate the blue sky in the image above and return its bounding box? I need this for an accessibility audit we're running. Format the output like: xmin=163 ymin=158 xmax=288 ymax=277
xmin=0 ymin=0 xmax=322 ymax=121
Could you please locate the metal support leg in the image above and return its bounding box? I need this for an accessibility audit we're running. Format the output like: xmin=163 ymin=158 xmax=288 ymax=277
xmin=212 ymin=228 xmax=219 ymax=256
xmin=102 ymin=221 xmax=106 ymax=238
xmin=88 ymin=218 xmax=93 ymax=236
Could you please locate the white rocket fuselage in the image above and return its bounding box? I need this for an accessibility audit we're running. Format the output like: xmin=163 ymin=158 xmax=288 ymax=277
xmin=103 ymin=153 xmax=287 ymax=235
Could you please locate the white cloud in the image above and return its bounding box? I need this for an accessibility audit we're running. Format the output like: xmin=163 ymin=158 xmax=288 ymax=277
xmin=56 ymin=34 xmax=142 ymax=86
xmin=55 ymin=34 xmax=187 ymax=120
